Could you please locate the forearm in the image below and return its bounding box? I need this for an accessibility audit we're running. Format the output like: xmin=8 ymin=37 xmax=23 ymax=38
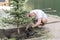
xmin=26 ymin=23 xmax=30 ymax=30
xmin=32 ymin=18 xmax=41 ymax=28
xmin=32 ymin=22 xmax=41 ymax=28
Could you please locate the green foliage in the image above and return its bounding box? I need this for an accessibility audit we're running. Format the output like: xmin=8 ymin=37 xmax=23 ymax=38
xmin=2 ymin=0 xmax=32 ymax=26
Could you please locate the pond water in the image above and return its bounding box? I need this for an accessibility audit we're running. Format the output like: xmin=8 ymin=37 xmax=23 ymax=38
xmin=27 ymin=0 xmax=60 ymax=16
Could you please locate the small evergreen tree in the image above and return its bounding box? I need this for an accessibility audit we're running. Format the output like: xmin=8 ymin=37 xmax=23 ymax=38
xmin=10 ymin=0 xmax=33 ymax=34
xmin=2 ymin=0 xmax=32 ymax=35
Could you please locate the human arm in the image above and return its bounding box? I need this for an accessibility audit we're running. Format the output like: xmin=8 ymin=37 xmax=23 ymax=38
xmin=32 ymin=18 xmax=42 ymax=28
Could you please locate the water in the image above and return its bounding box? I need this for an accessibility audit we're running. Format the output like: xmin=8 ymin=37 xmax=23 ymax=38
xmin=27 ymin=0 xmax=60 ymax=16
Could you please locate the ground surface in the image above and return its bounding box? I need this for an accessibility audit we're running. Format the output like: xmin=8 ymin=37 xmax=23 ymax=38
xmin=25 ymin=15 xmax=60 ymax=40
